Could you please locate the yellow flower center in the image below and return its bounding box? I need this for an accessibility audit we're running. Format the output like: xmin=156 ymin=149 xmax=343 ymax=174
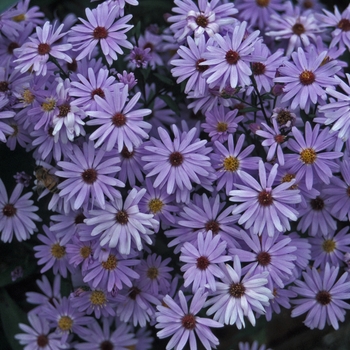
xmin=51 ymin=243 xmax=66 ymax=259
xmin=80 ymin=246 xmax=91 ymax=259
xmin=300 ymin=148 xmax=317 ymax=164
xmin=223 ymin=156 xmax=240 ymax=172
xmin=256 ymin=0 xmax=270 ymax=7
xmin=42 ymin=99 xmax=56 ymax=112
xmin=101 ymin=255 xmax=117 ymax=270
xmin=90 ymin=290 xmax=107 ymax=306
xmin=147 ymin=267 xmax=159 ymax=279
xmin=322 ymin=239 xmax=336 ymax=253
xmin=58 ymin=316 xmax=73 ymax=331
xmin=216 ymin=122 xmax=228 ymax=132
xmin=12 ymin=14 xmax=26 ymax=22
xmin=22 ymin=89 xmax=35 ymax=104
xmin=148 ymin=198 xmax=164 ymax=214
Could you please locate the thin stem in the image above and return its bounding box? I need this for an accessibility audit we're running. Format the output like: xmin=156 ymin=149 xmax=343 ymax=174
xmin=49 ymin=56 xmax=69 ymax=80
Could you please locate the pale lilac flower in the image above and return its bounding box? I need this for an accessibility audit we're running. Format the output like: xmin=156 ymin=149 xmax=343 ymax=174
xmin=290 ymin=264 xmax=350 ymax=330
xmin=13 ymin=171 xmax=31 ymax=187
xmin=14 ymin=21 xmax=72 ymax=76
xmin=11 ymin=266 xmax=23 ymax=282
xmin=68 ymin=2 xmax=133 ymax=65
xmin=127 ymin=46 xmax=151 ymax=69
xmin=0 ymin=179 xmax=40 ymax=243
xmin=117 ymin=70 xmax=137 ymax=90
xmin=205 ymin=256 xmax=273 ymax=328
xmin=229 ymin=161 xmax=301 ymax=237
xmin=156 ymin=288 xmax=223 ymax=350
xmin=11 ymin=0 xmax=45 ymax=27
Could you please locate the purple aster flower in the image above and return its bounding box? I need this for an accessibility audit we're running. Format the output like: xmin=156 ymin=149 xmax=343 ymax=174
xmin=87 ymin=83 xmax=152 ymax=152
xmin=56 ymin=140 xmax=124 ymax=210
xmin=202 ymin=105 xmax=243 ymax=143
xmin=82 ymin=250 xmax=140 ymax=292
xmin=310 ymin=227 xmax=350 ymax=269
xmin=205 ymin=256 xmax=273 ymax=328
xmin=68 ymin=2 xmax=133 ymax=65
xmin=127 ymin=46 xmax=152 ymax=69
xmin=290 ymin=264 xmax=350 ymax=330
xmin=230 ymin=229 xmax=297 ymax=288
xmin=85 ymin=188 xmax=158 ymax=255
xmin=288 ymin=232 xmax=312 ymax=279
xmin=180 ymin=230 xmax=231 ymax=292
xmin=11 ymin=265 xmax=23 ymax=282
xmin=265 ymin=2 xmax=322 ymax=56
xmin=15 ymin=313 xmax=66 ymax=350
xmin=156 ymin=287 xmax=223 ymax=350
xmin=0 ymin=179 xmax=40 ymax=243
xmin=274 ymin=47 xmax=341 ymax=113
xmin=284 ymin=122 xmax=342 ymax=190
xmin=14 ymin=21 xmax=72 ymax=76
xmin=136 ymin=253 xmax=173 ymax=295
xmin=168 ymin=0 xmax=237 ymax=43
xmin=34 ymin=225 xmax=75 ymax=278
xmin=66 ymin=235 xmax=94 ymax=271
xmin=43 ymin=296 xmax=93 ymax=344
xmin=142 ymin=124 xmax=215 ymax=201
xmin=13 ymin=171 xmax=31 ymax=187
xmin=229 ymin=160 xmax=301 ymax=237
xmin=11 ymin=0 xmax=45 ymax=27
xmin=318 ymin=74 xmax=350 ymax=141
xmin=202 ymin=21 xmax=261 ymax=90
xmin=317 ymin=5 xmax=350 ymax=50
xmin=171 ymin=35 xmax=209 ymax=96
xmin=210 ymin=133 xmax=260 ymax=195
xmin=117 ymin=70 xmax=137 ymax=90
xmin=270 ymin=107 xmax=297 ymax=129
xmin=75 ymin=318 xmax=137 ymax=350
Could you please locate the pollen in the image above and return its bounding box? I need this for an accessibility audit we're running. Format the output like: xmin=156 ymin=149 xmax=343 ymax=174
xmin=258 ymin=189 xmax=273 ymax=206
xmin=225 ymin=50 xmax=240 ymax=65
xmin=292 ymin=23 xmax=305 ymax=35
xmin=205 ymin=219 xmax=220 ymax=235
xmin=274 ymin=134 xmax=285 ymax=144
xmin=256 ymin=0 xmax=270 ymax=6
xmin=80 ymin=246 xmax=92 ymax=259
xmin=22 ymin=89 xmax=35 ymax=104
xmin=51 ymin=243 xmax=66 ymax=259
xmin=93 ymin=26 xmax=108 ymax=39
xmin=281 ymin=173 xmax=298 ymax=189
xmin=223 ymin=156 xmax=240 ymax=172
xmin=147 ymin=267 xmax=159 ymax=279
xmin=257 ymin=251 xmax=271 ymax=266
xmin=112 ymin=112 xmax=126 ymax=127
xmin=322 ymin=239 xmax=336 ymax=253
xmin=181 ymin=314 xmax=196 ymax=330
xmin=169 ymin=151 xmax=183 ymax=167
xmin=316 ymin=290 xmax=332 ymax=305
xmin=57 ymin=315 xmax=73 ymax=331
xmin=300 ymin=148 xmax=317 ymax=164
xmin=90 ymin=290 xmax=107 ymax=306
xmin=91 ymin=88 xmax=105 ymax=99
xmin=338 ymin=19 xmax=350 ymax=32
xmin=299 ymin=70 xmax=315 ymax=85
xmin=276 ymin=109 xmax=293 ymax=126
xmin=229 ymin=282 xmax=246 ymax=298
xmin=195 ymin=58 xmax=208 ymax=72
xmin=195 ymin=14 xmax=208 ymax=28
xmin=38 ymin=43 xmax=51 ymax=55
xmin=148 ymin=198 xmax=164 ymax=214
xmin=216 ymin=122 xmax=228 ymax=132
xmin=196 ymin=256 xmax=210 ymax=270
xmin=58 ymin=104 xmax=71 ymax=117
xmin=81 ymin=168 xmax=98 ymax=184
xmin=12 ymin=14 xmax=26 ymax=22
xmin=116 ymin=210 xmax=129 ymax=225
xmin=102 ymin=254 xmax=118 ymax=270
xmin=42 ymin=99 xmax=56 ymax=112
xmin=252 ymin=62 xmax=266 ymax=75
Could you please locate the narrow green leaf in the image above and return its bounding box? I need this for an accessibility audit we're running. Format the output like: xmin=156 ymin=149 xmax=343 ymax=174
xmin=158 ymin=95 xmax=180 ymax=116
xmin=154 ymin=73 xmax=174 ymax=86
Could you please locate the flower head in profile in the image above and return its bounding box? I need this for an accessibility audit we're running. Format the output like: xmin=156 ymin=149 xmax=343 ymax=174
xmin=14 ymin=21 xmax=72 ymax=76
xmin=156 ymin=288 xmax=223 ymax=350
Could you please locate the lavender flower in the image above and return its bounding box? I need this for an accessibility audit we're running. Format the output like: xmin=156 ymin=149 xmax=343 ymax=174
xmin=127 ymin=46 xmax=152 ymax=69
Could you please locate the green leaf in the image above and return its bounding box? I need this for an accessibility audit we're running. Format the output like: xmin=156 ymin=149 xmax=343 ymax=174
xmin=0 ymin=0 xmax=17 ymax=14
xmin=0 ymin=288 xmax=27 ymax=350
xmin=154 ymin=73 xmax=174 ymax=86
xmin=158 ymin=95 xmax=180 ymax=116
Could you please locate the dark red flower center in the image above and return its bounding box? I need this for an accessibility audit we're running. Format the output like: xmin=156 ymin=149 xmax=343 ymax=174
xmin=128 ymin=286 xmax=141 ymax=300
xmin=316 ymin=290 xmax=331 ymax=305
xmin=93 ymin=26 xmax=108 ymax=39
xmin=38 ymin=43 xmax=51 ymax=55
xmin=99 ymin=340 xmax=114 ymax=350
xmin=91 ymin=88 xmax=105 ymax=99
xmin=256 ymin=0 xmax=270 ymax=7
xmin=347 ymin=186 xmax=350 ymax=197
xmin=233 ymin=103 xmax=245 ymax=115
xmin=310 ymin=196 xmax=324 ymax=211
xmin=75 ymin=213 xmax=86 ymax=225
xmin=81 ymin=168 xmax=98 ymax=184
xmin=67 ymin=58 xmax=77 ymax=72
xmin=225 ymin=50 xmax=240 ymax=65
xmin=274 ymin=134 xmax=285 ymax=144
xmin=37 ymin=334 xmax=49 ymax=347
xmin=338 ymin=19 xmax=350 ymax=32
xmin=257 ymin=251 xmax=271 ymax=266
xmin=299 ymin=70 xmax=315 ymax=85
xmin=116 ymin=210 xmax=128 ymax=224
xmin=195 ymin=14 xmax=208 ymax=28
xmin=120 ymin=146 xmax=134 ymax=159
xmin=143 ymin=42 xmax=154 ymax=51
xmin=0 ymin=81 xmax=9 ymax=92
xmin=112 ymin=113 xmax=126 ymax=127
xmin=169 ymin=151 xmax=183 ymax=167
xmin=302 ymin=0 xmax=313 ymax=9
xmin=181 ymin=314 xmax=196 ymax=330
xmin=205 ymin=219 xmax=220 ymax=235
xmin=2 ymin=203 xmax=16 ymax=217
xmin=292 ymin=23 xmax=305 ymax=35
xmin=8 ymin=42 xmax=19 ymax=54
xmin=258 ymin=190 xmax=273 ymax=206
xmin=229 ymin=282 xmax=246 ymax=298
xmin=196 ymin=256 xmax=210 ymax=270
xmin=196 ymin=58 xmax=208 ymax=73
xmin=252 ymin=62 xmax=266 ymax=75
xmin=58 ymin=103 xmax=70 ymax=117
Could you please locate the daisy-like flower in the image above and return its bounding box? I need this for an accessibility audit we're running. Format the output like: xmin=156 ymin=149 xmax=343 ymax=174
xmin=290 ymin=264 xmax=350 ymax=330
xmin=230 ymin=230 xmax=297 ymax=288
xmin=85 ymin=188 xmax=158 ymax=255
xmin=274 ymin=47 xmax=341 ymax=113
xmin=142 ymin=125 xmax=215 ymax=201
xmin=168 ymin=0 xmax=237 ymax=43
xmin=180 ymin=230 xmax=231 ymax=292
xmin=155 ymin=288 xmax=223 ymax=350
xmin=202 ymin=105 xmax=243 ymax=143
xmin=202 ymin=21 xmax=261 ymax=90
xmin=284 ymin=122 xmax=342 ymax=190
xmin=310 ymin=227 xmax=350 ymax=269
xmin=318 ymin=74 xmax=350 ymax=141
xmin=205 ymin=256 xmax=273 ymax=328
xmin=68 ymin=2 xmax=133 ymax=65
xmin=87 ymin=84 xmax=152 ymax=152
xmin=265 ymin=2 xmax=322 ymax=56
xmin=0 ymin=179 xmax=40 ymax=243
xmin=56 ymin=140 xmax=124 ymax=210
xmin=127 ymin=46 xmax=152 ymax=69
xmin=171 ymin=35 xmax=209 ymax=97
xmin=211 ymin=133 xmax=260 ymax=195
xmin=15 ymin=313 xmax=66 ymax=350
xmin=14 ymin=21 xmax=72 ymax=76
xmin=229 ymin=160 xmax=301 ymax=237
xmin=317 ymin=4 xmax=350 ymax=50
